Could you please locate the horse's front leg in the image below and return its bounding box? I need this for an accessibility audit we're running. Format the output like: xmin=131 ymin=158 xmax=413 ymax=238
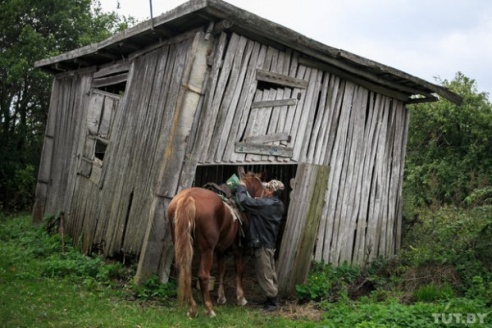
xmin=234 ymin=248 xmax=248 ymax=306
xmin=216 ymin=252 xmax=227 ymax=305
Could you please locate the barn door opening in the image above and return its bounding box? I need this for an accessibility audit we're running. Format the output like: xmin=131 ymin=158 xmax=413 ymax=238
xmin=192 ymin=164 xmax=297 ymax=301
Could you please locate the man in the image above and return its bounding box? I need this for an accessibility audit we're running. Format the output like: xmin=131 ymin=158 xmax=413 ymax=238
xmin=235 ymin=178 xmax=285 ymax=312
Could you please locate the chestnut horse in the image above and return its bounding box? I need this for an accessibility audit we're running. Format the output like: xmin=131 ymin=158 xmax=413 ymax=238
xmin=167 ymin=172 xmax=264 ymax=318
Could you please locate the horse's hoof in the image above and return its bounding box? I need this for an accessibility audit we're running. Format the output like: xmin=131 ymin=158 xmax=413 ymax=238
xmin=217 ymin=296 xmax=227 ymax=304
xmin=237 ymin=297 xmax=248 ymax=306
xmin=206 ymin=310 xmax=216 ymax=318
xmin=187 ymin=309 xmax=198 ymax=318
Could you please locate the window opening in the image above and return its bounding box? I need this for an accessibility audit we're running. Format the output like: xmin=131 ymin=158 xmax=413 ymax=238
xmin=94 ymin=139 xmax=107 ymax=163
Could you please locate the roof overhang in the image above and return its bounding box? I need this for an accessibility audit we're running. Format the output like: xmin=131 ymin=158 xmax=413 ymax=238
xmin=35 ymin=0 xmax=462 ymax=105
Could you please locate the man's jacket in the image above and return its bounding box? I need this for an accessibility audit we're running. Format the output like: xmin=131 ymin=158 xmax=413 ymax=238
xmin=235 ymin=185 xmax=284 ymax=249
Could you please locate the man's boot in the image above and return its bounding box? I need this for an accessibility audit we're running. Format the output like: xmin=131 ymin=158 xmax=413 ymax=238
xmin=262 ymin=297 xmax=278 ymax=312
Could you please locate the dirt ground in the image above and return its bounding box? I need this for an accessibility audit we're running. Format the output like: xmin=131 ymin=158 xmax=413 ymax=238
xmin=188 ymin=252 xmax=322 ymax=321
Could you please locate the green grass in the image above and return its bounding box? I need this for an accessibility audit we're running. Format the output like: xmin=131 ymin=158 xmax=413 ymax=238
xmin=1 ymin=213 xmax=490 ymax=328
xmin=0 ymin=214 xmax=316 ymax=328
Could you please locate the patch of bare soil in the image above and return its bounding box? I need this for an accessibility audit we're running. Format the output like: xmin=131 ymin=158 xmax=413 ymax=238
xmin=273 ymin=300 xmax=322 ymax=321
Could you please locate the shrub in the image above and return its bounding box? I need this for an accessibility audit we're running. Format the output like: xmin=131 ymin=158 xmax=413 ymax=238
xmin=296 ymin=262 xmax=366 ymax=302
xmin=131 ymin=275 xmax=176 ymax=305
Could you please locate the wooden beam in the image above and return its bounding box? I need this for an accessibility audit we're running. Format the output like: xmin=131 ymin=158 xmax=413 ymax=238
xmin=92 ymin=72 xmax=128 ymax=88
xmin=251 ymin=98 xmax=297 ymax=108
xmin=256 ymin=68 xmax=308 ymax=89
xmin=235 ymin=142 xmax=293 ymax=157
xmin=244 ymin=132 xmax=291 ymax=144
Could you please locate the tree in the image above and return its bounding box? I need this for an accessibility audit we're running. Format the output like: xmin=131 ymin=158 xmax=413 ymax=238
xmin=0 ymin=0 xmax=135 ymax=211
xmin=404 ymin=72 xmax=492 ymax=210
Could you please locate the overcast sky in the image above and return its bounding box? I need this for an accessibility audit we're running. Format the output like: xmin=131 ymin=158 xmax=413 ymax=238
xmin=99 ymin=0 xmax=492 ymax=96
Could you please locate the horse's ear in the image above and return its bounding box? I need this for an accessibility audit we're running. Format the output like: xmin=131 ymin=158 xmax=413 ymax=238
xmin=237 ymin=166 xmax=246 ymax=178
xmin=260 ymin=170 xmax=268 ymax=181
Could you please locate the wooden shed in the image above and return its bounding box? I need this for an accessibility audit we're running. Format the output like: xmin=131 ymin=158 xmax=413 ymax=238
xmin=32 ymin=0 xmax=460 ymax=295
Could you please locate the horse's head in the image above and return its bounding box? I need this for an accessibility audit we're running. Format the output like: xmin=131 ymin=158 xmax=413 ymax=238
xmin=239 ymin=171 xmax=265 ymax=198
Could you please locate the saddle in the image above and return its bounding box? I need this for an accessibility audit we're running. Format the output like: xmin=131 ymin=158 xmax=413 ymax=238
xmin=203 ymin=182 xmax=247 ymax=244
xmin=202 ymin=182 xmax=233 ymax=199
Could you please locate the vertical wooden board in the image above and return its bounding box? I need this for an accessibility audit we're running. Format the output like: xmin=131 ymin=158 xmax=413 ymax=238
xmin=297 ymin=69 xmax=323 ymax=162
xmin=222 ymin=41 xmax=263 ymax=162
xmin=376 ymin=97 xmax=393 ymax=258
xmin=288 ymin=66 xmax=312 ymax=161
xmin=87 ymin=92 xmax=104 ymax=135
xmin=317 ymin=74 xmax=341 ymax=164
xmin=322 ymin=78 xmax=346 ymax=166
xmin=243 ymin=46 xmax=278 ymax=162
xmin=267 ymin=50 xmax=293 ymax=162
xmin=137 ymin=32 xmax=212 ymax=280
xmin=395 ymin=107 xmax=409 ymax=251
xmin=128 ymin=39 xmax=197 ymax=252
xmin=322 ymin=82 xmax=355 ymax=264
xmin=307 ymin=71 xmax=330 ymax=163
xmin=352 ymin=92 xmax=378 ymax=264
xmin=201 ymin=33 xmax=241 ymax=162
xmin=98 ymin=96 xmax=115 ymax=138
xmin=212 ymin=36 xmax=252 ymax=162
xmin=281 ymin=63 xmax=305 ymax=151
xmin=366 ymin=96 xmax=390 ymax=261
xmin=278 ymin=164 xmax=329 ymax=295
xmin=105 ymin=49 xmax=163 ymax=255
xmin=339 ymin=86 xmax=368 ymax=264
xmin=331 ymin=85 xmax=357 ymax=265
xmin=279 ymin=53 xmax=299 ymax=151
xmin=193 ymin=32 xmax=228 ymax=162
xmin=314 ymin=78 xmax=344 ymax=260
xmin=246 ymin=89 xmax=278 ymax=162
xmin=382 ymin=104 xmax=398 ymax=257
xmin=65 ymin=74 xmax=93 ymax=211
xmin=277 ymin=164 xmax=310 ymax=291
xmin=35 ymin=79 xmax=60 ymax=187
xmin=288 ymin=165 xmax=329 ymax=294
xmin=385 ymin=100 xmax=406 ymax=257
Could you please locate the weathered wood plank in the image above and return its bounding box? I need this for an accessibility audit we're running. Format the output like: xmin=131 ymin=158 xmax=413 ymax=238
xmin=250 ymin=98 xmax=297 ymax=109
xmin=235 ymin=142 xmax=293 ymax=157
xmin=256 ymin=68 xmax=308 ymax=89
xmin=243 ymin=132 xmax=291 ymax=144
xmin=245 ymin=46 xmax=278 ymax=162
xmin=307 ymin=71 xmax=330 ymax=163
xmin=203 ymin=32 xmax=241 ymax=161
xmin=223 ymin=41 xmax=264 ymax=162
xmin=339 ymin=86 xmax=368 ymax=263
xmin=352 ymin=91 xmax=378 ymax=264
xmin=93 ymin=60 xmax=130 ymax=78
xmin=92 ymin=72 xmax=128 ymax=88
xmin=212 ymin=34 xmax=251 ymax=162
xmin=277 ymin=164 xmax=329 ymax=296
xmin=137 ymin=31 xmax=212 ymax=283
xmin=320 ymin=81 xmax=355 ymax=264
xmin=98 ymin=96 xmax=116 ymax=138
xmin=87 ymin=92 xmax=104 ymax=135
xmin=192 ymin=32 xmax=228 ymax=163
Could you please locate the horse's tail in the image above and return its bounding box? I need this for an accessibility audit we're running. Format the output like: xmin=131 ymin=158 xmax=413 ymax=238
xmin=173 ymin=195 xmax=196 ymax=305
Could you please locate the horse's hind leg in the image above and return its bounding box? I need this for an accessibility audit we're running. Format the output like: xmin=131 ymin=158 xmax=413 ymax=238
xmin=216 ymin=252 xmax=227 ymax=304
xmin=187 ymin=295 xmax=198 ymax=318
xmin=234 ymin=249 xmax=248 ymax=306
xmin=198 ymin=249 xmax=216 ymax=317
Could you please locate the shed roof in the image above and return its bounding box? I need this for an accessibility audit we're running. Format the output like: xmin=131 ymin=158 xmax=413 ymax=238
xmin=35 ymin=0 xmax=461 ymax=104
